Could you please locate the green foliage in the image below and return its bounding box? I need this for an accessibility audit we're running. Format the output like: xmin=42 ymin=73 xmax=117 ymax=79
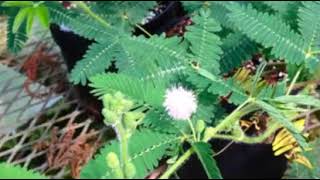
xmin=272 ymin=95 xmax=320 ymax=108
xmin=220 ymin=32 xmax=258 ymax=73
xmin=285 ymin=139 xmax=320 ymax=178
xmin=89 ymin=73 xmax=166 ymax=108
xmin=0 ymin=163 xmax=47 ymax=179
xmin=89 ymin=1 xmax=156 ymax=33
xmin=80 ymin=129 xmax=181 ymax=179
xmin=6 ymin=15 xmax=28 ymax=53
xmin=192 ymin=142 xmax=222 ymax=179
xmin=2 ymin=1 xmax=50 ymax=35
xmin=47 ymin=2 xmax=117 ymax=42
xmin=255 ymin=100 xmax=309 ymax=150
xmin=298 ymin=2 xmax=320 ymax=53
xmin=2 ymin=1 xmax=320 ymax=179
xmin=225 ymin=2 xmax=320 ymax=73
xmin=185 ymin=9 xmax=223 ymax=75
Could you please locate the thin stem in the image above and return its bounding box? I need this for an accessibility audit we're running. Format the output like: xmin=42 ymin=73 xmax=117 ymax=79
xmin=311 ymin=50 xmax=320 ymax=55
xmin=114 ymin=123 xmax=130 ymax=178
xmin=159 ymin=149 xmax=194 ymax=179
xmin=187 ymin=119 xmax=197 ymax=142
xmin=203 ymin=98 xmax=252 ymax=142
xmin=135 ymin=24 xmax=152 ymax=37
xmin=75 ymin=1 xmax=111 ymax=28
xmin=286 ymin=67 xmax=303 ymax=95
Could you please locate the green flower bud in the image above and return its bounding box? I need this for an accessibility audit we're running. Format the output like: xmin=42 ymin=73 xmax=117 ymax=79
xmin=102 ymin=108 xmax=118 ymax=124
xmin=203 ymin=127 xmax=216 ymax=142
xmin=121 ymin=99 xmax=134 ymax=112
xmin=123 ymin=112 xmax=138 ymax=130
xmin=102 ymin=94 xmax=113 ymax=108
xmin=124 ymin=162 xmax=136 ymax=178
xmin=123 ymin=112 xmax=145 ymax=130
xmin=114 ymin=91 xmax=125 ymax=101
xmin=106 ymin=152 xmax=120 ymax=169
xmin=196 ymin=120 xmax=206 ymax=134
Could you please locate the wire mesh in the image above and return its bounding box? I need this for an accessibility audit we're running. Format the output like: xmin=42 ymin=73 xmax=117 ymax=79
xmin=0 ymin=27 xmax=107 ymax=178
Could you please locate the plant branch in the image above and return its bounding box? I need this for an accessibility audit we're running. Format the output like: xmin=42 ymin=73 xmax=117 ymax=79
xmin=286 ymin=66 xmax=303 ymax=95
xmin=114 ymin=122 xmax=130 ymax=178
xmin=75 ymin=1 xmax=111 ymax=28
xmin=187 ymin=119 xmax=197 ymax=142
xmin=159 ymin=149 xmax=194 ymax=179
xmin=135 ymin=24 xmax=152 ymax=38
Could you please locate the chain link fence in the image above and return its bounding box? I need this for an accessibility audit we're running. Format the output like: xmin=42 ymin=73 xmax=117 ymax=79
xmin=0 ymin=25 xmax=108 ymax=179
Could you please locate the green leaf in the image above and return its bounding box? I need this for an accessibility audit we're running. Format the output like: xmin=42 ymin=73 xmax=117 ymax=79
xmin=142 ymin=109 xmax=188 ymax=135
xmin=220 ymin=32 xmax=258 ymax=73
xmin=70 ymin=39 xmax=122 ymax=85
xmin=0 ymin=163 xmax=47 ymax=179
xmin=12 ymin=7 xmax=31 ymax=33
xmin=1 ymin=1 xmax=33 ymax=7
xmin=25 ymin=8 xmax=34 ymax=35
xmin=35 ymin=5 xmax=49 ymax=29
xmin=80 ymin=129 xmax=181 ymax=179
xmin=6 ymin=15 xmax=28 ymax=53
xmin=298 ymin=1 xmax=320 ymax=51
xmin=185 ymin=9 xmax=223 ymax=75
xmin=192 ymin=142 xmax=222 ymax=179
xmin=89 ymin=73 xmax=166 ymax=108
xmin=226 ymin=2 xmax=309 ymax=66
xmin=255 ymin=100 xmax=309 ymax=150
xmin=195 ymin=67 xmax=248 ymax=105
xmin=272 ymin=95 xmax=320 ymax=108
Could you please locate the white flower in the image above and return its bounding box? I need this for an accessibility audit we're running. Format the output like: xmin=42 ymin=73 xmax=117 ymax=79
xmin=163 ymin=86 xmax=197 ymax=120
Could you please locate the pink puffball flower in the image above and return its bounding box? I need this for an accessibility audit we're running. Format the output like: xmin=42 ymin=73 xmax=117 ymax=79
xmin=163 ymin=86 xmax=197 ymax=120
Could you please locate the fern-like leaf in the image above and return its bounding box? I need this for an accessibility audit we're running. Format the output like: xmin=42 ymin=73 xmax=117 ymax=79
xmin=0 ymin=163 xmax=46 ymax=179
xmin=226 ymin=3 xmax=310 ymax=66
xmin=80 ymin=129 xmax=181 ymax=179
xmin=70 ymin=39 xmax=123 ymax=85
xmin=220 ymin=32 xmax=259 ymax=73
xmin=298 ymin=1 xmax=320 ymax=52
xmin=89 ymin=73 xmax=166 ymax=108
xmin=71 ymin=34 xmax=189 ymax=85
xmin=6 ymin=15 xmax=28 ymax=54
xmin=89 ymin=1 xmax=156 ymax=33
xmin=48 ymin=2 xmax=117 ymax=42
xmin=142 ymin=109 xmax=188 ymax=134
xmin=185 ymin=9 xmax=223 ymax=75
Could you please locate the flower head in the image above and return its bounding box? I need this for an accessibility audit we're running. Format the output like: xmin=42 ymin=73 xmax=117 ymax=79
xmin=163 ymin=86 xmax=197 ymax=120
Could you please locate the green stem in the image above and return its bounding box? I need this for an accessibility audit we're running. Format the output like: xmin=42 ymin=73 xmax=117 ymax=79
xmin=310 ymin=50 xmax=320 ymax=55
xmin=159 ymin=149 xmax=195 ymax=179
xmin=115 ymin=123 xmax=129 ymax=178
xmin=203 ymin=98 xmax=252 ymax=142
xmin=75 ymin=1 xmax=111 ymax=28
xmin=211 ymin=121 xmax=280 ymax=144
xmin=135 ymin=24 xmax=152 ymax=37
xmin=187 ymin=119 xmax=197 ymax=142
xmin=286 ymin=67 xmax=303 ymax=95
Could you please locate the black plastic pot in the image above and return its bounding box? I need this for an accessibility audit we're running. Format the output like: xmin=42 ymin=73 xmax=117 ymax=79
xmin=177 ymin=140 xmax=288 ymax=179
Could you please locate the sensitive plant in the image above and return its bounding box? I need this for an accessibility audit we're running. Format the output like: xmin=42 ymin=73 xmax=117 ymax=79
xmin=1 ymin=1 xmax=320 ymax=179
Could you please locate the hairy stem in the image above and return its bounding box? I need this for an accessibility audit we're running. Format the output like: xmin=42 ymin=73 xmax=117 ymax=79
xmin=203 ymin=98 xmax=252 ymax=142
xmin=286 ymin=66 xmax=303 ymax=95
xmin=159 ymin=149 xmax=194 ymax=179
xmin=135 ymin=24 xmax=152 ymax=37
xmin=75 ymin=1 xmax=111 ymax=28
xmin=114 ymin=123 xmax=130 ymax=178
xmin=187 ymin=119 xmax=197 ymax=142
